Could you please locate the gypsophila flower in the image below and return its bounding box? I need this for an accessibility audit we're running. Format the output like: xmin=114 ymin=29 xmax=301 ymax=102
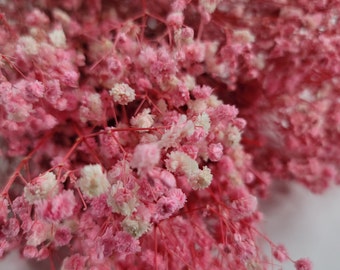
xmin=130 ymin=108 xmax=155 ymax=129
xmin=295 ymin=258 xmax=313 ymax=270
xmin=109 ymin=83 xmax=136 ymax=105
xmin=36 ymin=190 xmax=76 ymax=222
xmin=166 ymin=150 xmax=199 ymax=179
xmin=273 ymin=244 xmax=289 ymax=263
xmin=107 ymin=181 xmax=139 ymax=216
xmin=79 ymin=93 xmax=104 ymax=123
xmin=48 ymin=28 xmax=67 ymax=48
xmin=0 ymin=0 xmax=328 ymax=268
xmin=229 ymin=190 xmax=258 ymax=220
xmin=122 ymin=217 xmax=150 ymax=238
xmin=154 ymin=188 xmax=186 ymax=221
xmin=190 ymin=166 xmax=213 ymax=190
xmin=24 ymin=172 xmax=59 ymax=204
xmin=54 ymin=226 xmax=72 ymax=247
xmin=77 ymin=164 xmax=110 ymax=198
xmin=208 ymin=143 xmax=223 ymax=162
xmin=112 ymin=231 xmax=141 ymax=254
xmin=26 ymin=220 xmax=52 ymax=247
xmin=61 ymin=254 xmax=88 ymax=270
xmin=195 ymin=112 xmax=211 ymax=133
xmin=130 ymin=143 xmax=161 ymax=174
xmin=17 ymin=36 xmax=39 ymax=55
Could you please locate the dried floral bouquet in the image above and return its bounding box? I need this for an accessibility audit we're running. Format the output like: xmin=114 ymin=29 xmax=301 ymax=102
xmin=1 ymin=0 xmax=338 ymax=269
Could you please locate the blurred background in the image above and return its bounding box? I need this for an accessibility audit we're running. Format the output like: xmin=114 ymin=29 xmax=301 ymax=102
xmin=260 ymin=181 xmax=340 ymax=270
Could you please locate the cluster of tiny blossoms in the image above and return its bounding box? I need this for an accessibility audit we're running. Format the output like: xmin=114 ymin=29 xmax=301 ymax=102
xmin=3 ymin=0 xmax=339 ymax=269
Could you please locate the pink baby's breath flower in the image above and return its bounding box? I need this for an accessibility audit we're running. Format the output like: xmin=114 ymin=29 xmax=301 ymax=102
xmin=229 ymin=189 xmax=258 ymax=220
xmin=273 ymin=244 xmax=289 ymax=262
xmin=1 ymin=0 xmax=331 ymax=268
xmin=0 ymin=240 xmax=10 ymax=258
xmin=166 ymin=11 xmax=184 ymax=29
xmin=22 ymin=246 xmax=39 ymax=259
xmin=208 ymin=143 xmax=223 ymax=162
xmin=36 ymin=190 xmax=76 ymax=222
xmin=61 ymin=254 xmax=88 ymax=270
xmin=107 ymin=181 xmax=138 ymax=216
xmin=54 ymin=226 xmax=72 ymax=247
xmin=24 ymin=172 xmax=59 ymax=204
xmin=192 ymin=85 xmax=214 ymax=99
xmin=147 ymin=168 xmax=177 ymax=189
xmin=89 ymin=194 xmax=111 ymax=219
xmin=1 ymin=218 xmax=20 ymax=239
xmin=154 ymin=188 xmax=186 ymax=222
xmin=131 ymin=142 xmax=161 ymax=174
xmin=130 ymin=108 xmax=155 ymax=129
xmin=79 ymin=92 xmax=104 ymax=123
xmin=113 ymin=231 xmax=141 ymax=255
xmin=26 ymin=220 xmax=52 ymax=247
xmin=295 ymin=258 xmax=313 ymax=270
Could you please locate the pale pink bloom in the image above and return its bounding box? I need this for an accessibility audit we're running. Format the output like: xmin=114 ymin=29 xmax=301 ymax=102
xmin=79 ymin=92 xmax=104 ymax=123
xmin=229 ymin=189 xmax=258 ymax=220
xmin=24 ymin=172 xmax=59 ymax=204
xmin=273 ymin=244 xmax=289 ymax=262
xmin=130 ymin=108 xmax=155 ymax=129
xmin=107 ymin=181 xmax=138 ymax=216
xmin=208 ymin=143 xmax=223 ymax=162
xmin=36 ymin=190 xmax=76 ymax=222
xmin=1 ymin=218 xmax=20 ymax=239
xmin=54 ymin=226 xmax=72 ymax=247
xmin=61 ymin=254 xmax=88 ymax=270
xmin=295 ymin=258 xmax=313 ymax=270
xmin=130 ymin=143 xmax=160 ymax=174
xmin=166 ymin=11 xmax=184 ymax=29
xmin=22 ymin=246 xmax=39 ymax=259
xmin=148 ymin=168 xmax=177 ymax=188
xmin=166 ymin=150 xmax=199 ymax=178
xmin=26 ymin=220 xmax=52 ymax=247
xmin=154 ymin=188 xmax=186 ymax=222
xmin=112 ymin=231 xmax=141 ymax=254
xmin=192 ymin=85 xmax=213 ymax=99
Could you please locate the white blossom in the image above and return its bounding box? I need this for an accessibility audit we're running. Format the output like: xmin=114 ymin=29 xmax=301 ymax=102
xmin=78 ymin=164 xmax=110 ymax=198
xmin=109 ymin=83 xmax=136 ymax=105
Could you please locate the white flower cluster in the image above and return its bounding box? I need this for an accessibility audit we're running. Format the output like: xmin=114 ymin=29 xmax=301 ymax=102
xmin=122 ymin=217 xmax=150 ymax=238
xmin=77 ymin=164 xmax=110 ymax=198
xmin=130 ymin=108 xmax=155 ymax=129
xmin=79 ymin=92 xmax=104 ymax=123
xmin=49 ymin=28 xmax=67 ymax=48
xmin=160 ymin=115 xmax=195 ymax=149
xmin=24 ymin=172 xmax=59 ymax=204
xmin=109 ymin=83 xmax=136 ymax=105
xmin=107 ymin=181 xmax=138 ymax=216
xmin=166 ymin=151 xmax=213 ymax=189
